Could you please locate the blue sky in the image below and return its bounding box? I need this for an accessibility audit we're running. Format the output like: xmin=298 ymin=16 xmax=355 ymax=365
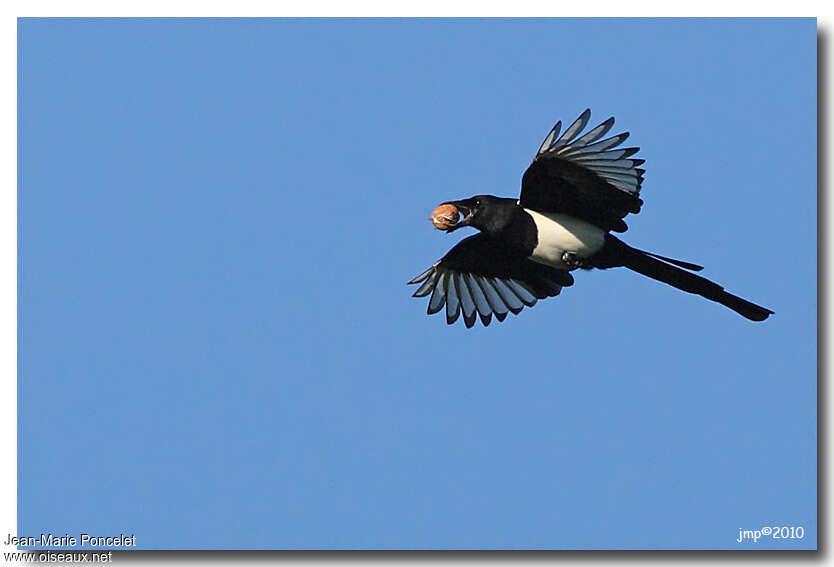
xmin=18 ymin=18 xmax=816 ymax=549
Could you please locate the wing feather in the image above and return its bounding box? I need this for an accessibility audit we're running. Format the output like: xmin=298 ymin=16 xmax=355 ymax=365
xmin=487 ymin=277 xmax=524 ymax=314
xmin=521 ymin=109 xmax=645 ymax=232
xmin=456 ymin=272 xmax=478 ymax=328
xmin=445 ymin=274 xmax=461 ymax=324
xmin=550 ymin=109 xmax=591 ymax=150
xmin=536 ymin=121 xmax=561 ymax=155
xmin=465 ymin=273 xmax=494 ymax=326
xmin=412 ymin=268 xmax=439 ymax=297
xmin=473 ymin=276 xmax=508 ymax=321
xmin=427 ymin=271 xmax=447 ymax=314
xmin=408 ymin=234 xmax=570 ymax=327
xmin=572 ymin=117 xmax=615 ymax=146
xmin=559 ymin=132 xmax=630 ymax=156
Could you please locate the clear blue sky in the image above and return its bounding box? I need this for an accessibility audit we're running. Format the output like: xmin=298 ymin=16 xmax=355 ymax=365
xmin=18 ymin=18 xmax=816 ymax=550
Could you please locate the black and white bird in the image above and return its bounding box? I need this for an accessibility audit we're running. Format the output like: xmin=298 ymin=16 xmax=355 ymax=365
xmin=408 ymin=109 xmax=773 ymax=327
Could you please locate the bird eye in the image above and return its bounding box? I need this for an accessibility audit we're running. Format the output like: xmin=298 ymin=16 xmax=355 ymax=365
xmin=475 ymin=199 xmax=481 ymax=206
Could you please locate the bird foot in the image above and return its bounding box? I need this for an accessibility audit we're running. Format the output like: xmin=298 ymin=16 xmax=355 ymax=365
xmin=561 ymin=251 xmax=584 ymax=269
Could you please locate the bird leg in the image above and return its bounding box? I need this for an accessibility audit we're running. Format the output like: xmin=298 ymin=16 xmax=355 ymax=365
xmin=561 ymin=251 xmax=584 ymax=269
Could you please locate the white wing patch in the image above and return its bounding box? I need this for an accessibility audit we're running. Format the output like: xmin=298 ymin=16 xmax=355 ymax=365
xmin=535 ymin=109 xmax=645 ymax=195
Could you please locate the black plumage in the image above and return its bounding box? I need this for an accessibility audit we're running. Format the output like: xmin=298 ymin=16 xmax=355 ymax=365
xmin=409 ymin=233 xmax=574 ymax=327
xmin=409 ymin=109 xmax=773 ymax=327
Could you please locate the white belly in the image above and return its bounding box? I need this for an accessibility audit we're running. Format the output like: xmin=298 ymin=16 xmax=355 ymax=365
xmin=525 ymin=209 xmax=606 ymax=269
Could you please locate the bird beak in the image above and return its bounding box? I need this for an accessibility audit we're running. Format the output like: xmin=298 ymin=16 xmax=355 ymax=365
xmin=443 ymin=200 xmax=474 ymax=232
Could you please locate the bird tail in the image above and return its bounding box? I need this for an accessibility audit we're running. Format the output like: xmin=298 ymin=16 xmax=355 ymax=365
xmin=594 ymin=235 xmax=773 ymax=322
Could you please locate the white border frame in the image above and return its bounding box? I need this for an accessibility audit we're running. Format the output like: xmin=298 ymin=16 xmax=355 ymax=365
xmin=3 ymin=5 xmax=829 ymax=566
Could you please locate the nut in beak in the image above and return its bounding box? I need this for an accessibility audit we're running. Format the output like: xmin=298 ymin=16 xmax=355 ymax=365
xmin=431 ymin=204 xmax=460 ymax=230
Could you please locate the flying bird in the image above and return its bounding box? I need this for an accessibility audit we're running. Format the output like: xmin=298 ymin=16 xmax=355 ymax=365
xmin=408 ymin=109 xmax=773 ymax=327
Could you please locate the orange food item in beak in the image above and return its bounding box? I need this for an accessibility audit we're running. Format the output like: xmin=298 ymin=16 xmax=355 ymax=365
xmin=431 ymin=204 xmax=459 ymax=230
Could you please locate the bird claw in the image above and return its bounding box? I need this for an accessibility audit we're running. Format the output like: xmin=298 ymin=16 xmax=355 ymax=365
xmin=561 ymin=251 xmax=584 ymax=269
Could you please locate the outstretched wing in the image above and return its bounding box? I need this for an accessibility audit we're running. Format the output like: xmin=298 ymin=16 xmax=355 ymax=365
xmin=408 ymin=234 xmax=574 ymax=328
xmin=520 ymin=109 xmax=645 ymax=233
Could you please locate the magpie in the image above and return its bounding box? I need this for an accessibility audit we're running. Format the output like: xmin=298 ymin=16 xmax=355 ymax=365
xmin=408 ymin=109 xmax=773 ymax=327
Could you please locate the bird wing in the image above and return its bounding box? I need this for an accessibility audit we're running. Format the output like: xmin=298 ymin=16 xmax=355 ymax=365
xmin=520 ymin=109 xmax=645 ymax=233
xmin=408 ymin=234 xmax=574 ymax=328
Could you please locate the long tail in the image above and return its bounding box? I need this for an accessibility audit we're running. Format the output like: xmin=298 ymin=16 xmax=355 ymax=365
xmin=593 ymin=236 xmax=773 ymax=322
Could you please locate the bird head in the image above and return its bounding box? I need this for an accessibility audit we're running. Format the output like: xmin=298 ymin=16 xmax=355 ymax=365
xmin=440 ymin=195 xmax=516 ymax=236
